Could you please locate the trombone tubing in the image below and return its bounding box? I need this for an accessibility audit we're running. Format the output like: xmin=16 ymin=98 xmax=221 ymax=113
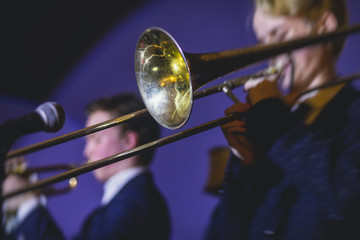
xmin=3 ymin=113 xmax=241 ymax=199
xmin=6 ymin=75 xmax=249 ymax=159
xmin=7 ymin=23 xmax=360 ymax=159
xmin=6 ymin=109 xmax=148 ymax=159
xmin=193 ymin=71 xmax=267 ymax=99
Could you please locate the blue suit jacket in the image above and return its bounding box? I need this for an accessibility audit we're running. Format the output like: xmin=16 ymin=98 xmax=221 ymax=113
xmin=5 ymin=171 xmax=170 ymax=240
xmin=6 ymin=206 xmax=64 ymax=240
xmin=73 ymin=171 xmax=171 ymax=240
xmin=205 ymin=83 xmax=360 ymax=240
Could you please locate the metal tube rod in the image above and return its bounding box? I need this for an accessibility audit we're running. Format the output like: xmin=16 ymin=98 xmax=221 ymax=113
xmin=6 ymin=74 xmax=252 ymax=159
xmin=6 ymin=109 xmax=148 ymax=158
xmin=3 ymin=113 xmax=240 ymax=199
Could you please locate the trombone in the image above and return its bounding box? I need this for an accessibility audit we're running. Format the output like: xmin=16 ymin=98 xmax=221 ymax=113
xmin=5 ymin=70 xmax=274 ymax=159
xmin=6 ymin=23 xmax=360 ymax=159
xmin=4 ymin=156 xmax=78 ymax=197
xmin=134 ymin=25 xmax=360 ymax=129
xmin=3 ymin=23 xmax=360 ymax=199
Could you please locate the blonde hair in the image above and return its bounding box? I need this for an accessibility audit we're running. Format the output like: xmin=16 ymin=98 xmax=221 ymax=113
xmin=254 ymin=0 xmax=349 ymax=57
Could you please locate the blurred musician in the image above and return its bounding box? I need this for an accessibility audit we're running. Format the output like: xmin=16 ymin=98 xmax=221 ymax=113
xmin=74 ymin=93 xmax=171 ymax=240
xmin=205 ymin=0 xmax=360 ymax=239
xmin=2 ymin=156 xmax=64 ymax=240
xmin=2 ymin=93 xmax=171 ymax=240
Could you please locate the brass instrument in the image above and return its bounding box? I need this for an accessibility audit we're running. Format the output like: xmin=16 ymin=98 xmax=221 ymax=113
xmin=5 ymin=69 xmax=277 ymax=159
xmin=3 ymin=24 xmax=360 ymax=199
xmin=5 ymin=157 xmax=78 ymax=197
xmin=135 ymin=25 xmax=360 ymax=129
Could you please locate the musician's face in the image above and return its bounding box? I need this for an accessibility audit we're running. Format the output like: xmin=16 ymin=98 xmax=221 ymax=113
xmin=252 ymin=8 xmax=329 ymax=92
xmin=84 ymin=110 xmax=131 ymax=182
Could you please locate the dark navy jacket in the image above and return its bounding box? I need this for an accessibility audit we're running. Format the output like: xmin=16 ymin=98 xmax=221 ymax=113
xmin=5 ymin=171 xmax=170 ymax=240
xmin=205 ymin=83 xmax=360 ymax=240
xmin=6 ymin=206 xmax=64 ymax=240
xmin=73 ymin=171 xmax=171 ymax=240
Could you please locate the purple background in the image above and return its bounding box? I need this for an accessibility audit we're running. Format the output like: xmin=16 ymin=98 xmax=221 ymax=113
xmin=1 ymin=0 xmax=360 ymax=239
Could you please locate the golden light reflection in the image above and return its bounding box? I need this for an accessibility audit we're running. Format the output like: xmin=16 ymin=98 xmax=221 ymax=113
xmin=69 ymin=177 xmax=78 ymax=188
xmin=172 ymin=62 xmax=179 ymax=72
xmin=160 ymin=76 xmax=176 ymax=87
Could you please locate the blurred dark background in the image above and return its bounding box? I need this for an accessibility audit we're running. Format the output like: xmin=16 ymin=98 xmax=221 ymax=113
xmin=3 ymin=1 xmax=146 ymax=102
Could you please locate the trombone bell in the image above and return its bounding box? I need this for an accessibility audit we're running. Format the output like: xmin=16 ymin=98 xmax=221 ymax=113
xmin=135 ymin=27 xmax=193 ymax=130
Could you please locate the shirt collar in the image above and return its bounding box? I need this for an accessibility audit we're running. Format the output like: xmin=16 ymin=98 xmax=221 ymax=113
xmin=101 ymin=166 xmax=146 ymax=206
xmin=292 ymin=82 xmax=345 ymax=124
xmin=17 ymin=195 xmax=47 ymax=223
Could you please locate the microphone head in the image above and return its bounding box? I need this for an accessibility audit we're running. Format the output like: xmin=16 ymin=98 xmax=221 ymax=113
xmin=36 ymin=102 xmax=65 ymax=132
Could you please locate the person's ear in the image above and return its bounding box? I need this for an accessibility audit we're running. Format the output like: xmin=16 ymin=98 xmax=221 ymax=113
xmin=316 ymin=11 xmax=338 ymax=34
xmin=123 ymin=130 xmax=139 ymax=149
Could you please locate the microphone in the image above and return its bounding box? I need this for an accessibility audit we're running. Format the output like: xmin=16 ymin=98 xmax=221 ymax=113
xmin=0 ymin=102 xmax=65 ymax=238
xmin=0 ymin=102 xmax=65 ymax=143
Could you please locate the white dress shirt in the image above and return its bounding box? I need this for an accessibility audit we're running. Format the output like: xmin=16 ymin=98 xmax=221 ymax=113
xmin=17 ymin=195 xmax=47 ymax=223
xmin=3 ymin=194 xmax=46 ymax=234
xmin=100 ymin=166 xmax=146 ymax=206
